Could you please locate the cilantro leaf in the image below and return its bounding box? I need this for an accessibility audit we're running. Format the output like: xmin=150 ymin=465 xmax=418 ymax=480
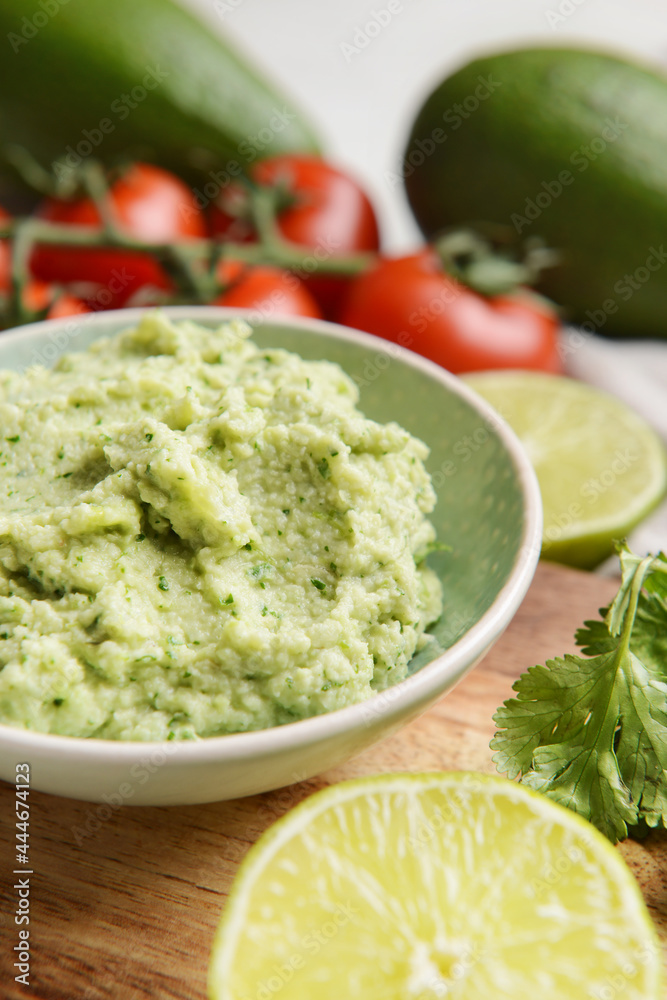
xmin=492 ymin=649 xmax=637 ymax=842
xmin=629 ymin=585 xmax=667 ymax=669
xmin=492 ymin=546 xmax=667 ymax=843
xmin=574 ymin=615 xmax=615 ymax=655
xmin=615 ymin=653 xmax=667 ymax=830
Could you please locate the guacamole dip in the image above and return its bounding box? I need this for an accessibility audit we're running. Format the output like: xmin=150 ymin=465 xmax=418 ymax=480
xmin=0 ymin=313 xmax=442 ymax=740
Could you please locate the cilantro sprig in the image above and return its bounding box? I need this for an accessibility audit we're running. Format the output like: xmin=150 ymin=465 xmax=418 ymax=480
xmin=491 ymin=544 xmax=667 ymax=843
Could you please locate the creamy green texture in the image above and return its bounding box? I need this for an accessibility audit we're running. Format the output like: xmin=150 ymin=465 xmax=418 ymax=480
xmin=0 ymin=314 xmax=442 ymax=740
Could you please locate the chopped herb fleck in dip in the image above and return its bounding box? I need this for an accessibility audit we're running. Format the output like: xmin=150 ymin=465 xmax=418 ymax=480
xmin=0 ymin=313 xmax=442 ymax=741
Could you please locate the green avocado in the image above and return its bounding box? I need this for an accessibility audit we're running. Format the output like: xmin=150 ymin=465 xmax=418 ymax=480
xmin=403 ymin=47 xmax=667 ymax=338
xmin=0 ymin=0 xmax=320 ymax=188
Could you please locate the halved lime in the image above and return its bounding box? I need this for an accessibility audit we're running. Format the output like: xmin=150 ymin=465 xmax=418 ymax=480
xmin=464 ymin=371 xmax=667 ymax=569
xmin=208 ymin=772 xmax=664 ymax=999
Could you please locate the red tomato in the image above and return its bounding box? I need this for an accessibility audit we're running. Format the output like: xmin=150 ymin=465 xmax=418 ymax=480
xmin=47 ymin=293 xmax=92 ymax=320
xmin=20 ymin=281 xmax=93 ymax=319
xmin=209 ymin=155 xmax=380 ymax=316
xmin=22 ymin=279 xmax=54 ymax=314
xmin=339 ymin=249 xmax=562 ymax=374
xmin=213 ymin=260 xmax=322 ymax=319
xmin=30 ymin=163 xmax=206 ymax=308
xmin=0 ymin=205 xmax=11 ymax=294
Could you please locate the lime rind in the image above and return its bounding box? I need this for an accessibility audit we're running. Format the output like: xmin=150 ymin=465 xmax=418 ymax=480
xmin=464 ymin=371 xmax=667 ymax=570
xmin=208 ymin=771 xmax=664 ymax=1000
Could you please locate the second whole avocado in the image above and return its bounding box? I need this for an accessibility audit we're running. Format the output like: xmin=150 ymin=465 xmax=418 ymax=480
xmin=403 ymin=46 xmax=667 ymax=339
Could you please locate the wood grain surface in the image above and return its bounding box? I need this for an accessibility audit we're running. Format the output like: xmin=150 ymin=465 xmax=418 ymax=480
xmin=1 ymin=561 xmax=665 ymax=999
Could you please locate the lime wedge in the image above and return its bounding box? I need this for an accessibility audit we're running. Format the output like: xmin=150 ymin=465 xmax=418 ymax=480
xmin=208 ymin=772 xmax=664 ymax=1000
xmin=463 ymin=371 xmax=667 ymax=569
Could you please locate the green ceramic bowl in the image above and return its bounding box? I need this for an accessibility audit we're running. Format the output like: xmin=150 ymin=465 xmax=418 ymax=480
xmin=0 ymin=308 xmax=541 ymax=804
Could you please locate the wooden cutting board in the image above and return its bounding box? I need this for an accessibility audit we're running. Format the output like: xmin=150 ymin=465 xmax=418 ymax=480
xmin=1 ymin=561 xmax=665 ymax=999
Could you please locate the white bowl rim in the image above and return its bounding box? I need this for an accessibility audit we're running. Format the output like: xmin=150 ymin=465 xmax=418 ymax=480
xmin=0 ymin=306 xmax=542 ymax=764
